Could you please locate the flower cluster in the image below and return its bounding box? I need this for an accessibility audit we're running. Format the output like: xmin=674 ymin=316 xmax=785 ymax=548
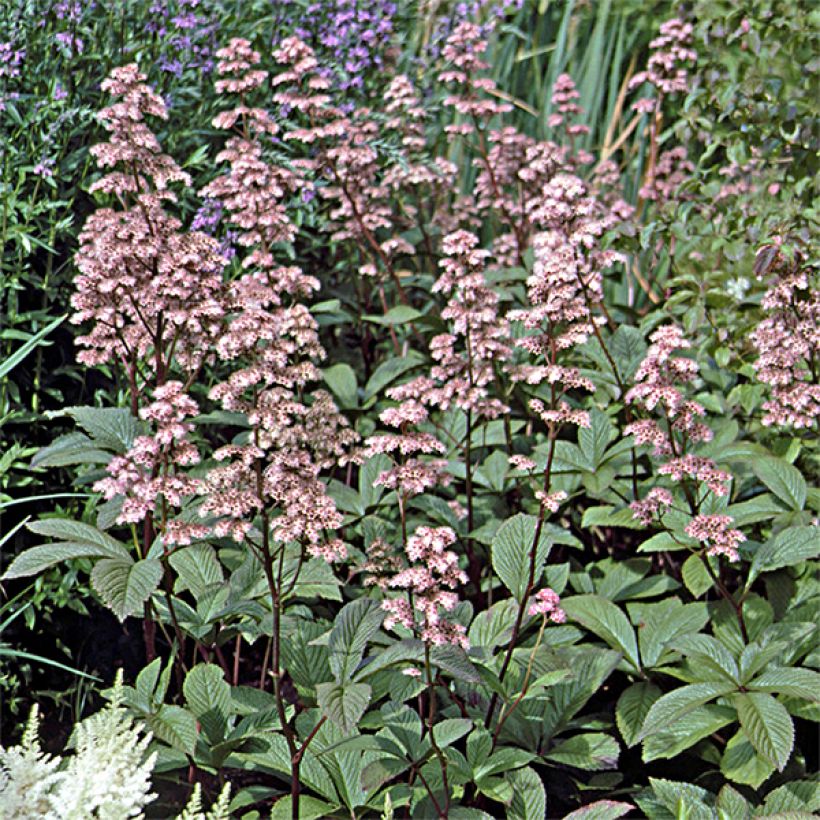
xmin=752 ymin=241 xmax=820 ymax=428
xmin=382 ymin=526 xmax=469 ymax=649
xmin=629 ymin=18 xmax=697 ymax=112
xmin=528 ymin=587 xmax=566 ymax=621
xmin=94 ymin=382 xmax=204 ymax=537
xmin=685 ymin=514 xmax=745 ymax=562
xmin=71 ymin=64 xmax=226 ymax=377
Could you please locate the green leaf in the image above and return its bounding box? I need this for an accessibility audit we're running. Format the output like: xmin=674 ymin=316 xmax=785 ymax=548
xmin=146 ymin=705 xmax=198 ymax=755
xmin=752 ymin=457 xmax=807 ymax=511
xmin=582 ymin=506 xmax=643 ymax=530
xmin=183 ymin=664 xmax=232 ymax=744
xmin=491 ymin=514 xmax=555 ymax=602
xmin=363 ymin=305 xmax=422 ymax=325
xmin=562 ymin=595 xmax=640 ymax=672
xmin=726 ymin=494 xmax=788 ymax=527
xmin=642 ymin=704 xmax=736 ymax=762
xmin=562 ymin=801 xmax=633 ymax=820
xmin=749 ymin=527 xmax=820 ymax=584
xmin=31 ymin=432 xmax=112 ymax=468
xmin=721 ymin=729 xmax=776 ymax=788
xmin=430 ymin=644 xmax=480 ymax=682
xmin=359 ymin=455 xmax=390 ymax=509
xmin=90 ymin=557 xmax=162 ymax=621
xmin=316 ymin=681 xmax=371 ymax=733
xmin=323 ymin=363 xmax=358 ymax=408
xmin=362 ymin=353 xmax=423 ymax=401
xmin=639 ymin=682 xmax=737 ymax=742
xmin=715 ymin=784 xmax=752 ymax=820
xmin=638 ymin=602 xmax=710 ymax=668
xmin=762 ymin=779 xmax=820 ymax=814
xmin=647 ymin=778 xmax=714 ymax=819
xmin=328 ymin=599 xmax=383 ymax=682
xmin=749 ymin=667 xmax=820 ymax=701
xmin=617 ymin=682 xmax=661 ymax=747
xmin=734 ymin=692 xmax=794 ymax=771
xmin=544 ymin=732 xmax=619 ymax=770
xmin=270 ymin=796 xmax=338 ymax=820
xmin=169 ymin=545 xmax=224 ymax=598
xmin=673 ymin=634 xmax=740 ymax=683
xmin=3 ymin=542 xmax=120 ymax=579
xmin=506 ymin=766 xmax=547 ymax=820
xmin=578 ymin=409 xmax=616 ymax=471
xmin=681 ymin=553 xmax=714 ymax=598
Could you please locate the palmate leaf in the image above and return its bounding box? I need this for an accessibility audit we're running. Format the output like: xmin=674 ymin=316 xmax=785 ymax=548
xmin=90 ymin=557 xmax=163 ymax=622
xmin=561 ymin=595 xmax=640 ymax=672
xmin=169 ymin=544 xmax=224 ymax=598
xmin=721 ymin=729 xmax=776 ymax=788
xmin=642 ymin=704 xmax=736 ymax=763
xmin=145 ymin=704 xmax=198 ymax=756
xmin=734 ymin=692 xmax=794 ymax=771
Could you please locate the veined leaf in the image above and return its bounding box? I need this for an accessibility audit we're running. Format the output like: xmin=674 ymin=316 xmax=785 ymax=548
xmin=562 ymin=800 xmax=633 ymax=820
xmin=616 ymin=682 xmax=660 ymax=747
xmin=721 ymin=729 xmax=776 ymax=788
xmin=169 ymin=544 xmax=223 ymax=598
xmin=642 ymin=704 xmax=736 ymax=762
xmin=183 ymin=664 xmax=231 ymax=744
xmin=544 ymin=732 xmax=619 ymax=771
xmin=748 ymin=667 xmax=820 ymax=701
xmin=328 ymin=599 xmax=383 ymax=682
xmin=506 ymin=766 xmax=547 ymax=820
xmin=751 ymin=456 xmax=807 ymax=511
xmin=316 ymin=681 xmax=371 ymax=733
xmin=748 ymin=526 xmax=820 ymax=584
xmin=638 ymin=681 xmax=737 ymax=742
xmin=491 ymin=513 xmax=555 ymax=603
xmin=734 ymin=692 xmax=794 ymax=771
xmin=562 ymin=595 xmax=640 ymax=672
xmin=91 ymin=557 xmax=162 ymax=622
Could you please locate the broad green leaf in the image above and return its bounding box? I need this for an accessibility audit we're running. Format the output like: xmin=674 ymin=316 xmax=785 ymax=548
xmin=363 ymin=305 xmax=422 ymax=325
xmin=491 ymin=514 xmax=554 ymax=602
xmin=270 ymin=796 xmax=338 ymax=820
xmin=752 ymin=457 xmax=807 ymax=511
xmin=616 ymin=682 xmax=660 ymax=747
xmin=734 ymin=692 xmax=794 ymax=771
xmin=562 ymin=801 xmax=633 ymax=820
xmin=721 ymin=729 xmax=776 ymax=788
xmin=169 ymin=545 xmax=223 ymax=598
xmin=638 ymin=601 xmax=709 ymax=668
xmin=146 ymin=704 xmax=198 ymax=755
xmin=715 ymin=784 xmax=752 ymax=820
xmin=31 ymin=432 xmax=111 ymax=468
xmin=3 ymin=542 xmax=120 ymax=579
xmin=469 ymin=598 xmax=518 ymax=649
xmin=762 ymin=779 xmax=820 ymax=814
xmin=642 ymin=704 xmax=736 ymax=762
xmin=354 ymin=638 xmax=425 ymax=681
xmin=359 ymin=455 xmax=390 ymax=509
xmin=544 ymin=732 xmax=619 ymax=770
xmin=749 ymin=667 xmax=820 ymax=701
xmin=316 ymin=681 xmax=371 ymax=733
xmin=430 ymin=644 xmax=480 ymax=682
xmin=748 ymin=526 xmax=820 ymax=584
xmin=328 ymin=599 xmax=383 ymax=682
xmin=322 ymin=363 xmax=358 ymax=408
xmin=582 ymin=506 xmax=643 ymax=530
xmin=506 ymin=766 xmax=547 ymax=820
xmin=362 ymin=353 xmax=424 ymax=401
xmin=681 ymin=553 xmax=714 ymax=598
xmin=726 ymin=494 xmax=788 ymax=527
xmin=639 ymin=682 xmax=737 ymax=741
xmin=91 ymin=557 xmax=162 ymax=621
xmin=673 ymin=634 xmax=739 ymax=683
xmin=183 ymin=664 xmax=232 ymax=744
xmin=648 ymin=778 xmax=715 ymax=820
xmin=578 ymin=409 xmax=616 ymax=471
xmin=562 ymin=595 xmax=640 ymax=671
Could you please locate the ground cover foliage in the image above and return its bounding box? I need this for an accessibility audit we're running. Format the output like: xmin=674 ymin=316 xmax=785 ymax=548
xmin=0 ymin=0 xmax=818 ymax=817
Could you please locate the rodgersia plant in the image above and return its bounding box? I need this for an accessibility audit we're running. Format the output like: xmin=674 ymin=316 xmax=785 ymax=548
xmin=3 ymin=4 xmax=819 ymax=819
